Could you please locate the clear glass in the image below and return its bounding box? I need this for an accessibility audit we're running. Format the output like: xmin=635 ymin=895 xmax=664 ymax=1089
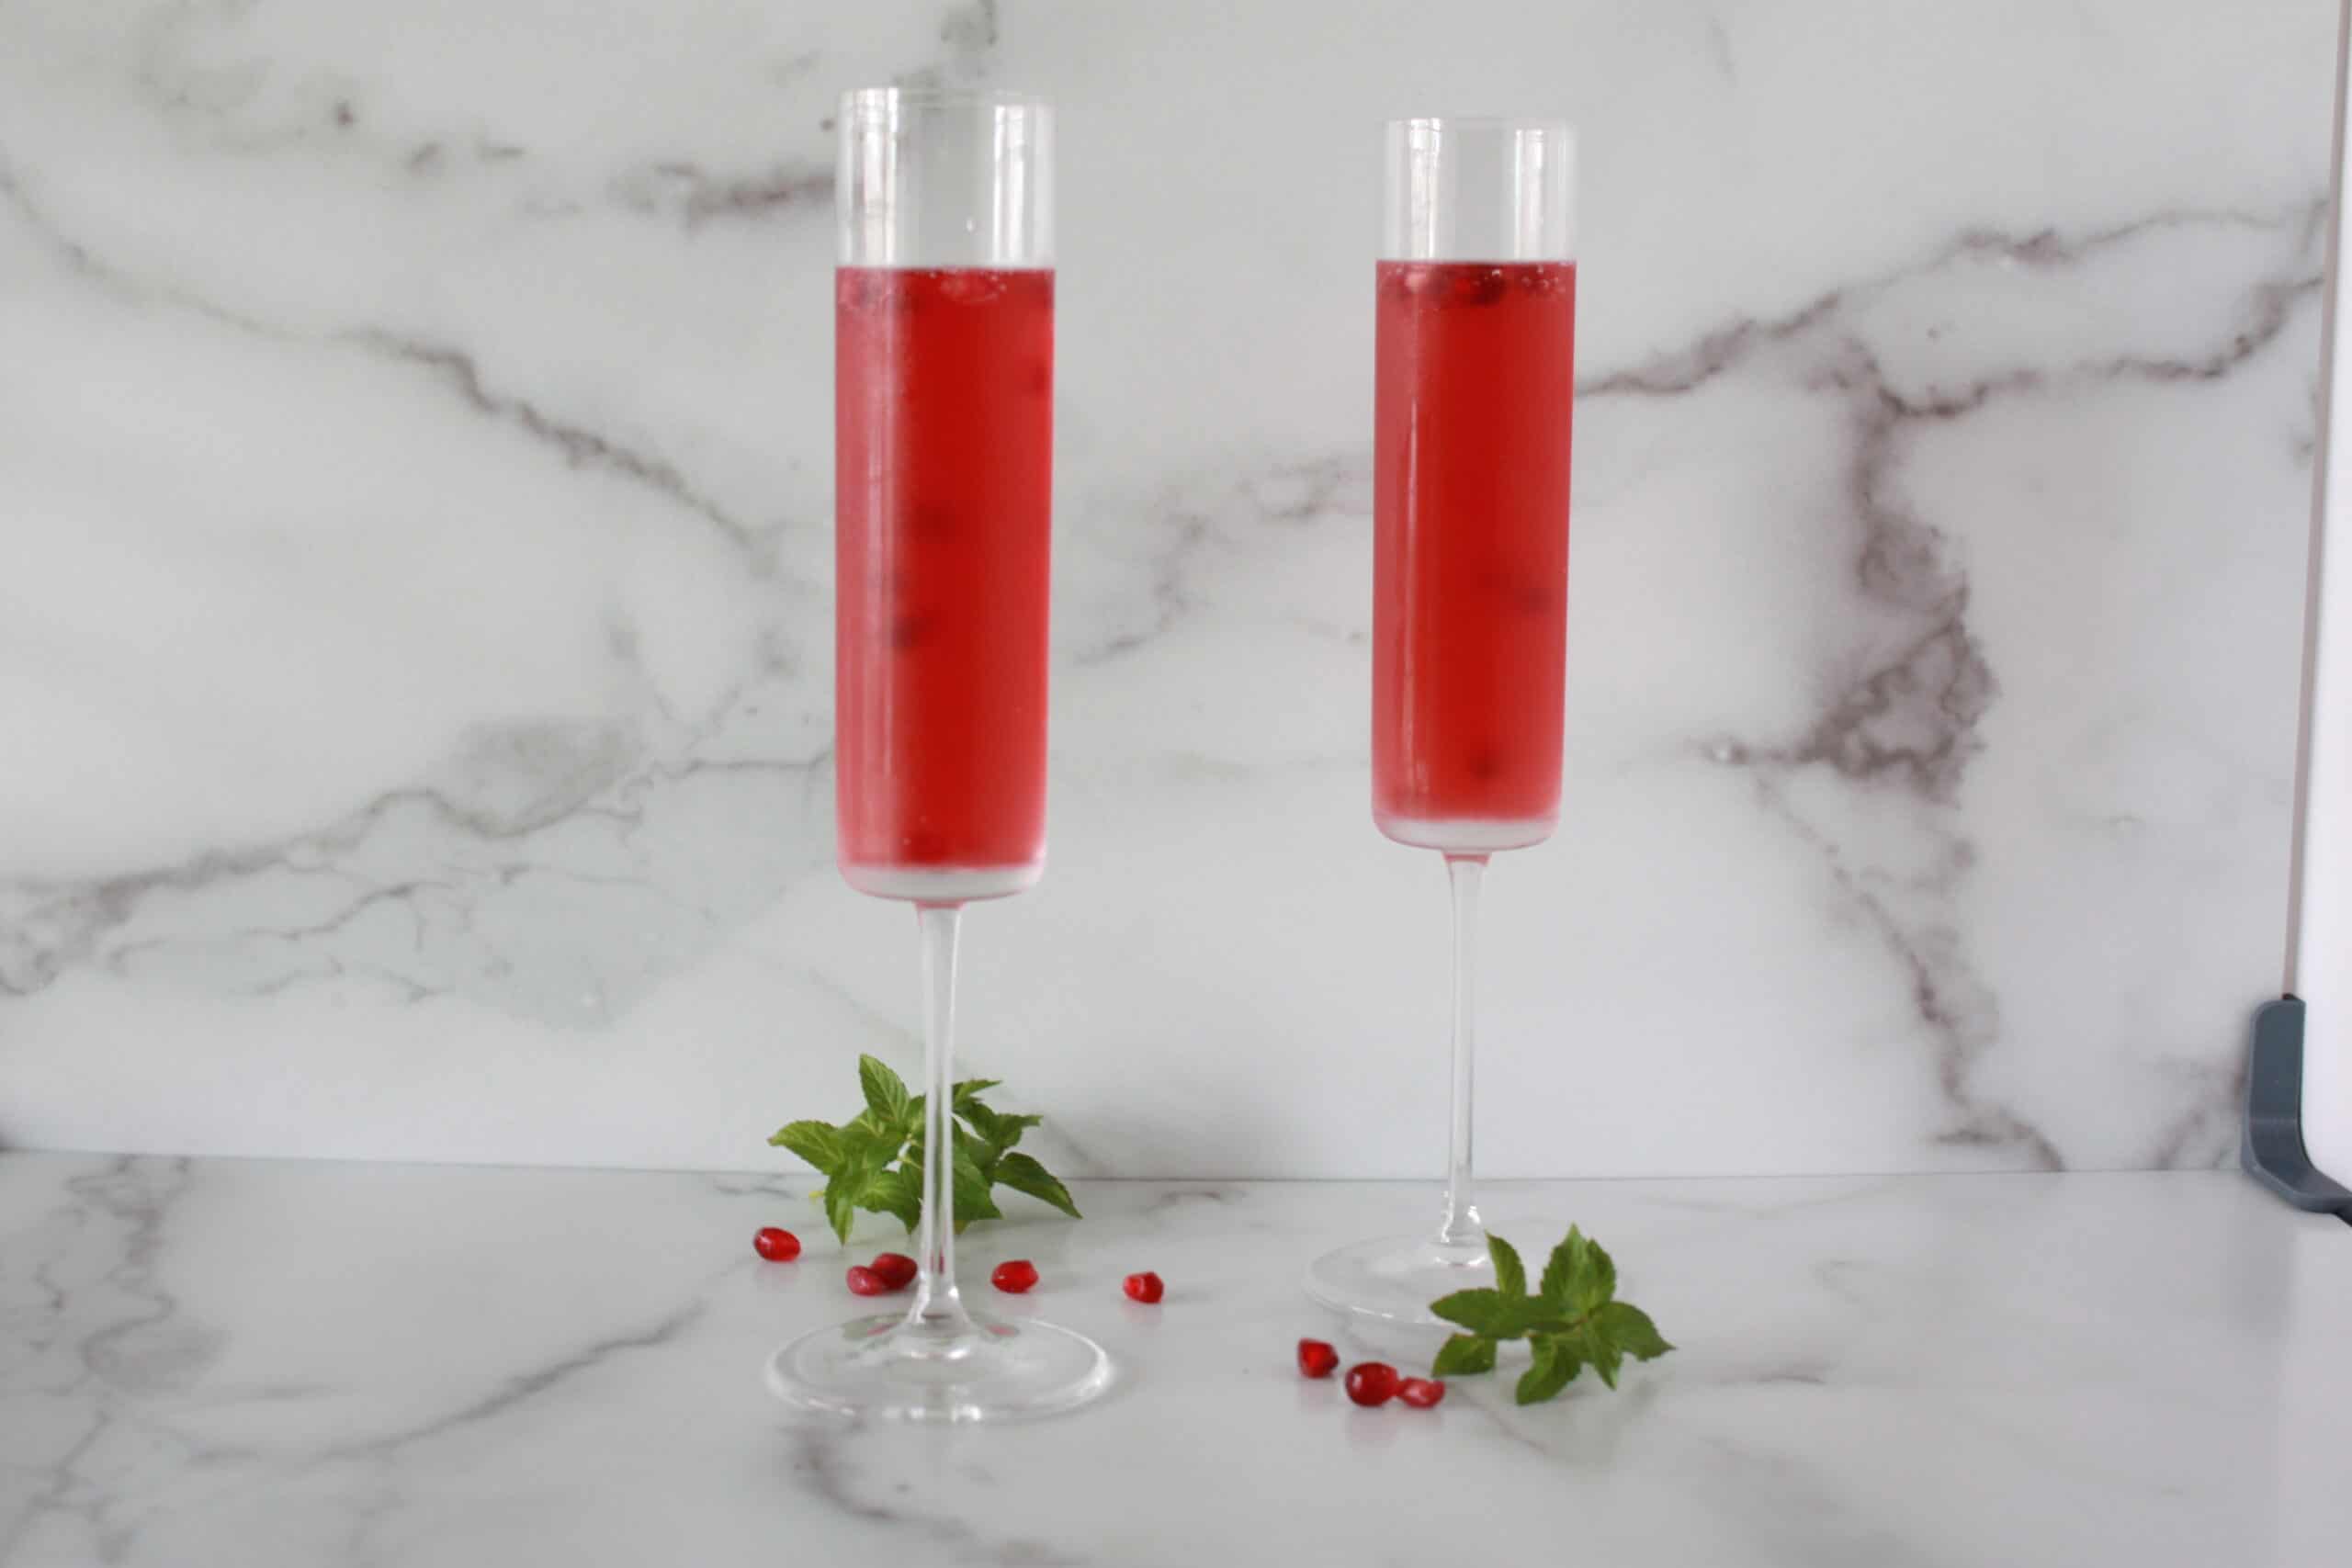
xmin=769 ymin=88 xmax=1110 ymax=1422
xmin=1307 ymin=117 xmax=1578 ymax=1325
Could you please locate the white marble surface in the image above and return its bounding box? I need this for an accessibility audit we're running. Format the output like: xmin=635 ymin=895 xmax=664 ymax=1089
xmin=0 ymin=1 xmax=2338 ymax=1177
xmin=2 ymin=1152 xmax=2347 ymax=1567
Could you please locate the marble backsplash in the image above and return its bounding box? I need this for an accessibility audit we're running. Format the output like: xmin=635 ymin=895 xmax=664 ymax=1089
xmin=0 ymin=0 xmax=2335 ymax=1178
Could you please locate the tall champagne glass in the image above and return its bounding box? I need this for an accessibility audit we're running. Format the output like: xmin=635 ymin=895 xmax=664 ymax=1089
xmin=767 ymin=87 xmax=1111 ymax=1421
xmin=1307 ymin=117 xmax=1578 ymax=1323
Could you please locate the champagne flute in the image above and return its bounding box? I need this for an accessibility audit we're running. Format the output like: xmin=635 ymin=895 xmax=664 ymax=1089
xmin=767 ymin=87 xmax=1111 ymax=1421
xmin=1307 ymin=117 xmax=1578 ymax=1323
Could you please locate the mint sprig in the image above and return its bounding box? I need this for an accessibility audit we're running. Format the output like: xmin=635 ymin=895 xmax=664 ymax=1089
xmin=768 ymin=1055 xmax=1080 ymax=1245
xmin=1430 ymin=1228 xmax=1673 ymax=1404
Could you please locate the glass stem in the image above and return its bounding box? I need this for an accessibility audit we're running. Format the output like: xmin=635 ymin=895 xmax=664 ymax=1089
xmin=905 ymin=901 xmax=973 ymax=1335
xmin=1436 ymin=852 xmax=1488 ymax=1250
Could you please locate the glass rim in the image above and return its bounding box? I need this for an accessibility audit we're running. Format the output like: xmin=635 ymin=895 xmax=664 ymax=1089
xmin=840 ymin=85 xmax=1051 ymax=117
xmin=1387 ymin=114 xmax=1575 ymax=135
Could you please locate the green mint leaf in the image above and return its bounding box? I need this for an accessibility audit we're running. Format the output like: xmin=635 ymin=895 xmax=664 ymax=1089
xmin=994 ymin=1151 xmax=1081 ymax=1218
xmin=1592 ymin=1301 xmax=1673 ymax=1362
xmin=766 ymin=1064 xmax=1080 ymax=1242
xmin=1430 ymin=1289 xmax=1535 ymax=1338
xmin=1575 ymin=1234 xmax=1618 ymax=1313
xmin=843 ymin=1107 xmax=903 ymax=1148
xmin=857 ymin=1166 xmax=922 ymax=1234
xmin=831 ymin=1121 xmax=895 ymax=1171
xmin=821 ymin=1122 xmax=897 ymax=1244
xmin=958 ymin=1102 xmax=1043 ymax=1156
xmin=1586 ymin=1331 xmax=1624 ymax=1390
xmin=951 ymin=1158 xmax=1001 ymax=1232
xmin=958 ymin=1100 xmax=1008 ymax=1147
xmin=1488 ymin=1234 xmax=1528 ymax=1299
xmin=1538 ymin=1231 xmax=1577 ymax=1308
xmin=1540 ymin=1225 xmax=1615 ymax=1314
xmin=949 ymin=1122 xmax=998 ymax=1183
xmin=1516 ymin=1336 xmax=1582 ymax=1404
xmin=767 ymin=1119 xmax=847 ymax=1176
xmin=960 ymin=1102 xmax=1043 ymax=1156
xmin=857 ymin=1055 xmax=911 ymax=1133
xmin=823 ymin=1180 xmax=861 ymax=1246
xmin=1432 ymin=1334 xmax=1498 ymax=1377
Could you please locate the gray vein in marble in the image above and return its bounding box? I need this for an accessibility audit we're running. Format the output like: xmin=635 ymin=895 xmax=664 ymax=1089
xmin=319 ymin=1300 xmax=707 ymax=1463
xmin=0 ymin=141 xmax=837 ymax=1020
xmin=938 ymin=0 xmax=1001 ymax=81
xmin=2140 ymin=1056 xmax=2250 ymax=1168
xmin=1075 ymin=453 xmax=1365 ymax=666
xmin=0 ymin=246 xmax=832 ymax=1013
xmin=0 ymin=1157 xmax=222 ymax=1565
xmin=343 ymin=328 xmax=763 ymax=548
xmin=884 ymin=0 xmax=1002 ymax=96
xmin=1136 ymin=1186 xmax=1236 ymax=1214
xmin=608 ymin=160 xmax=833 ymax=230
xmin=1 ymin=149 xmax=770 ymax=559
xmin=784 ymin=1428 xmax=1090 ymax=1567
xmin=1754 ymin=778 xmax=2057 ymax=1166
xmin=1706 ymin=16 xmax=1738 ymax=84
xmin=1073 ymin=509 xmax=1209 ymax=668
xmin=1686 ymin=1432 xmax=1945 ymax=1568
xmin=1582 ymin=204 xmax=2322 ymax=403
xmin=0 ymin=719 xmax=833 ymax=1010
xmin=707 ymin=1172 xmax=803 ymax=1200
xmin=1645 ymin=201 xmax=2326 ymax=1168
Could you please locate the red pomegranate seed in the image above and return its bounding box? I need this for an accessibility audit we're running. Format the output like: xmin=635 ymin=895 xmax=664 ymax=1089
xmin=752 ymin=1226 xmax=800 ymax=1262
xmin=1344 ymin=1361 xmax=1400 ymax=1407
xmin=1122 ymin=1271 xmax=1165 ymax=1304
xmin=1397 ymin=1377 xmax=1447 ymax=1409
xmin=990 ymin=1260 xmax=1039 ymax=1293
xmin=868 ymin=1252 xmax=919 ymax=1292
xmin=1296 ymin=1338 xmax=1340 ymax=1379
xmin=844 ymin=1264 xmax=888 ymax=1296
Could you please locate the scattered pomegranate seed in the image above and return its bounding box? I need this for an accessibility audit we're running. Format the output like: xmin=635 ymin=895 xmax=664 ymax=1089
xmin=990 ymin=1259 xmax=1039 ymax=1293
xmin=752 ymin=1227 xmax=800 ymax=1263
xmin=1344 ymin=1362 xmax=1400 ymax=1407
xmin=868 ymin=1252 xmax=919 ymax=1292
xmin=1296 ymin=1338 xmax=1340 ymax=1379
xmin=844 ymin=1265 xmax=888 ymax=1296
xmin=1397 ymin=1377 xmax=1447 ymax=1409
xmin=1122 ymin=1270 xmax=1165 ymax=1304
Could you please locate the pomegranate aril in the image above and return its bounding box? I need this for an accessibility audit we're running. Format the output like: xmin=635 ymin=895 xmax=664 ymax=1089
xmin=844 ymin=1265 xmax=888 ymax=1297
xmin=868 ymin=1252 xmax=919 ymax=1291
xmin=1397 ymin=1377 xmax=1447 ymax=1409
xmin=1122 ymin=1271 xmax=1165 ymax=1304
xmin=752 ymin=1226 xmax=800 ymax=1262
xmin=1345 ymin=1361 xmax=1400 ymax=1407
xmin=1296 ymin=1338 xmax=1340 ymax=1379
xmin=990 ymin=1260 xmax=1039 ymax=1293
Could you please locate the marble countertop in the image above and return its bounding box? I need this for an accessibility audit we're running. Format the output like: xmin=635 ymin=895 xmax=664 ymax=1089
xmin=4 ymin=1155 xmax=2346 ymax=1567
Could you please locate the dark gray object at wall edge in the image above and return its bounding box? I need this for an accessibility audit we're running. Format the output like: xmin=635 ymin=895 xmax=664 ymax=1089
xmin=2242 ymin=997 xmax=2352 ymax=1214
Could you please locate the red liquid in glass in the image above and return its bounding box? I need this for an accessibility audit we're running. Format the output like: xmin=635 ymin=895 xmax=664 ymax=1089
xmin=1372 ymin=261 xmax=1577 ymax=849
xmin=835 ymin=267 xmax=1054 ymax=896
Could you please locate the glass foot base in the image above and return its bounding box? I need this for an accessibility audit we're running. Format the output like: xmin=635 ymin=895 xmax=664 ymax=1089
xmin=767 ymin=1309 xmax=1112 ymax=1424
xmin=1305 ymin=1235 xmax=1495 ymax=1325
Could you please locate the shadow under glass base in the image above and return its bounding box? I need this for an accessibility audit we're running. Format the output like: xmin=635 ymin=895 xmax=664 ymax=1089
xmin=1305 ymin=1235 xmax=1496 ymax=1326
xmin=766 ymin=1309 xmax=1112 ymax=1424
